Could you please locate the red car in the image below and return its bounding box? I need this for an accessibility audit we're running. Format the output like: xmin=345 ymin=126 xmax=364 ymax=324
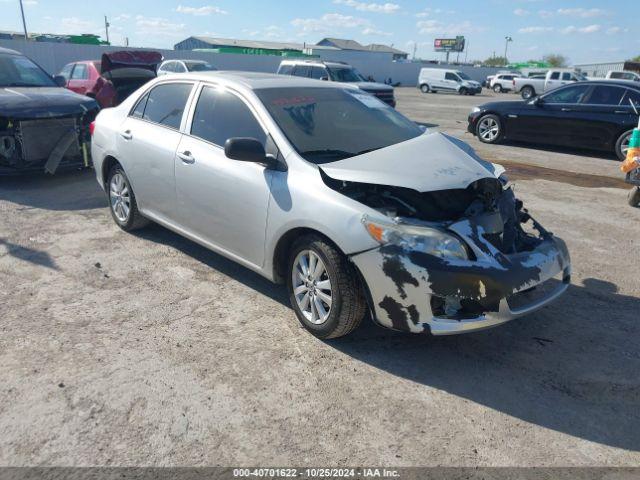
xmin=56 ymin=50 xmax=162 ymax=108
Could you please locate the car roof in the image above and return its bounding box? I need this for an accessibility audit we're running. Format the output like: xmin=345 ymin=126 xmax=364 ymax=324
xmin=157 ymin=70 xmax=356 ymax=90
xmin=162 ymin=59 xmax=209 ymax=63
xmin=280 ymin=59 xmax=350 ymax=68
xmin=580 ymin=79 xmax=640 ymax=90
xmin=0 ymin=46 xmax=21 ymax=55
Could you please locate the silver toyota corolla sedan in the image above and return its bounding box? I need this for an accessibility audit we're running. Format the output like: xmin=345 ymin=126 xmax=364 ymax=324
xmin=91 ymin=71 xmax=571 ymax=339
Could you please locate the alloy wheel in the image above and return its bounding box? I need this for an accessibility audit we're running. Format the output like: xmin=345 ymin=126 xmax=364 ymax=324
xmin=478 ymin=117 xmax=500 ymax=142
xmin=292 ymin=249 xmax=332 ymax=325
xmin=109 ymin=172 xmax=131 ymax=223
xmin=621 ymin=133 xmax=631 ymax=158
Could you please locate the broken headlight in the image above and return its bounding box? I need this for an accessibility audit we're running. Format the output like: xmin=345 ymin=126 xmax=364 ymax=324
xmin=362 ymin=216 xmax=469 ymax=260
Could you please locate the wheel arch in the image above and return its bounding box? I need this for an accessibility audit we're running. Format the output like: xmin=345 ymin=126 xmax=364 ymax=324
xmin=271 ymin=227 xmax=346 ymax=284
xmin=101 ymin=155 xmax=121 ymax=188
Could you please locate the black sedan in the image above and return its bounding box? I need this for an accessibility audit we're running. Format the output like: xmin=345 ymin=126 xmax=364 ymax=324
xmin=468 ymin=80 xmax=640 ymax=160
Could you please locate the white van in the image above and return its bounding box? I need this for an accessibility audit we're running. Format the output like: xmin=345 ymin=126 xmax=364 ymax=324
xmin=418 ymin=68 xmax=482 ymax=95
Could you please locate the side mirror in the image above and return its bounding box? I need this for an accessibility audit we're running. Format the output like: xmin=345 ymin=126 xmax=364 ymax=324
xmin=320 ymin=76 xmax=329 ymax=81
xmin=225 ymin=137 xmax=276 ymax=167
xmin=53 ymin=75 xmax=67 ymax=87
xmin=532 ymin=96 xmax=543 ymax=106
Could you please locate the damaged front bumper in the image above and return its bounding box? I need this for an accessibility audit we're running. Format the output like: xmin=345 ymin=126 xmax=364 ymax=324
xmin=351 ymin=219 xmax=571 ymax=335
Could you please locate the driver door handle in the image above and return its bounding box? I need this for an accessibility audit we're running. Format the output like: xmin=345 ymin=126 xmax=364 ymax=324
xmin=177 ymin=150 xmax=195 ymax=164
xmin=120 ymin=130 xmax=132 ymax=140
xmin=561 ymin=107 xmax=573 ymax=112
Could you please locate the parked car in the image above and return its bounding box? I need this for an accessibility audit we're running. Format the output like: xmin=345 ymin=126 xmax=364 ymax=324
xmin=468 ymin=80 xmax=640 ymax=160
xmin=57 ymin=51 xmax=163 ymax=108
xmin=418 ymin=68 xmax=482 ymax=95
xmin=484 ymin=70 xmax=520 ymax=88
xmin=490 ymin=73 xmax=520 ymax=93
xmin=513 ymin=69 xmax=588 ymax=100
xmin=0 ymin=47 xmax=99 ymax=175
xmin=277 ymin=59 xmax=395 ymax=107
xmin=606 ymin=70 xmax=640 ymax=82
xmin=91 ymin=71 xmax=571 ymax=338
xmin=157 ymin=59 xmax=216 ymax=75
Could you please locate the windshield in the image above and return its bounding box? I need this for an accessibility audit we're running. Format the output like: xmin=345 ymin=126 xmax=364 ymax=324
xmin=328 ymin=67 xmax=363 ymax=83
xmin=457 ymin=71 xmax=471 ymax=80
xmin=575 ymin=72 xmax=588 ymax=81
xmin=187 ymin=62 xmax=216 ymax=72
xmin=256 ymin=87 xmax=422 ymax=164
xmin=0 ymin=53 xmax=55 ymax=87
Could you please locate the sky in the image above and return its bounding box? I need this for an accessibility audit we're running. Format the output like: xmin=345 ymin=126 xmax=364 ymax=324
xmin=1 ymin=0 xmax=638 ymax=64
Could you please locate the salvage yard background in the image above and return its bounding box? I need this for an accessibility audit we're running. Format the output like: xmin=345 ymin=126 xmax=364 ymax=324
xmin=1 ymin=89 xmax=639 ymax=466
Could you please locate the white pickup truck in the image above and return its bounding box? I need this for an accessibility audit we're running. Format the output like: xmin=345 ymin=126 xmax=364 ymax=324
xmin=513 ymin=69 xmax=588 ymax=99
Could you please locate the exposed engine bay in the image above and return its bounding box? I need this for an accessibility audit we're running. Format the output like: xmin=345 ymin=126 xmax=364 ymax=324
xmin=322 ymin=172 xmax=547 ymax=255
xmin=0 ymin=111 xmax=95 ymax=174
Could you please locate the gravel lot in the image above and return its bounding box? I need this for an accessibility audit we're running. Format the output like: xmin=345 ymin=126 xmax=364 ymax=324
xmin=1 ymin=87 xmax=639 ymax=467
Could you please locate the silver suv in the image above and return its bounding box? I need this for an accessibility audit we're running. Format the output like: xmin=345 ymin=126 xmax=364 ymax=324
xmin=277 ymin=59 xmax=396 ymax=107
xmin=91 ymin=71 xmax=570 ymax=339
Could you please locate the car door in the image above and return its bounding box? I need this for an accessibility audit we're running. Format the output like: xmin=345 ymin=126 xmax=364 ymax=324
xmin=58 ymin=63 xmax=74 ymax=86
xmin=444 ymin=72 xmax=459 ymax=91
xmin=509 ymin=84 xmax=592 ymax=145
xmin=575 ymin=84 xmax=631 ymax=150
xmin=174 ymin=84 xmax=273 ymax=267
xmin=116 ymin=82 xmax=195 ymax=221
xmin=544 ymin=71 xmax=562 ymax=92
xmin=67 ymin=63 xmax=88 ymax=94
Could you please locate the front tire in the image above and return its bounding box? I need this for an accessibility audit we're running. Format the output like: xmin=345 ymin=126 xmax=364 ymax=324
xmin=287 ymin=235 xmax=366 ymax=339
xmin=420 ymin=84 xmax=430 ymax=94
xmin=628 ymin=187 xmax=640 ymax=208
xmin=106 ymin=164 xmax=150 ymax=231
xmin=615 ymin=129 xmax=633 ymax=161
xmin=459 ymin=87 xmax=467 ymax=95
xmin=521 ymin=86 xmax=535 ymax=100
xmin=476 ymin=114 xmax=503 ymax=144
xmin=493 ymin=84 xmax=503 ymax=93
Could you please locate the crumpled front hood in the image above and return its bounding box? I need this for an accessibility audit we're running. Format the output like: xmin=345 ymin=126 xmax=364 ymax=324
xmin=319 ymin=132 xmax=501 ymax=192
xmin=0 ymin=87 xmax=98 ymax=119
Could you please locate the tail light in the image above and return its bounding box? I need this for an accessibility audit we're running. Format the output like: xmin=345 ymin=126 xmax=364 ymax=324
xmin=512 ymin=79 xmax=515 ymax=86
xmin=89 ymin=121 xmax=95 ymax=136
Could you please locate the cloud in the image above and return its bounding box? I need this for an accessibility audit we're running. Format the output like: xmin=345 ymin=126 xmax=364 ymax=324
xmin=538 ymin=10 xmax=554 ymax=18
xmin=606 ymin=26 xmax=628 ymax=35
xmin=361 ymin=27 xmax=391 ymax=36
xmin=560 ymin=24 xmax=601 ymax=34
xmin=333 ymin=0 xmax=400 ymax=14
xmin=59 ymin=17 xmax=98 ymax=34
xmin=417 ymin=19 xmax=483 ymax=35
xmin=135 ymin=15 xmax=186 ymax=36
xmin=557 ymin=8 xmax=608 ymax=18
xmin=518 ymin=26 xmax=553 ymax=33
xmin=175 ymin=5 xmax=228 ymax=15
xmin=291 ymin=13 xmax=370 ymax=33
xmin=415 ymin=7 xmax=455 ymax=18
xmin=513 ymin=9 xmax=530 ymax=16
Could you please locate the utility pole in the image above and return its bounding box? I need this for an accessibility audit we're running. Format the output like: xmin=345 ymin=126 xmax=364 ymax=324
xmin=18 ymin=0 xmax=28 ymax=40
xmin=464 ymin=40 xmax=469 ymax=63
xmin=412 ymin=41 xmax=417 ymax=60
xmin=504 ymin=36 xmax=512 ymax=65
xmin=104 ymin=15 xmax=110 ymax=44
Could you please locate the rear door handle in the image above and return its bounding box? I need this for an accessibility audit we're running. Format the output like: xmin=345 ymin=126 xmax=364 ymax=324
xmin=561 ymin=108 xmax=572 ymax=112
xmin=120 ymin=130 xmax=132 ymax=140
xmin=614 ymin=110 xmax=629 ymax=114
xmin=177 ymin=151 xmax=195 ymax=164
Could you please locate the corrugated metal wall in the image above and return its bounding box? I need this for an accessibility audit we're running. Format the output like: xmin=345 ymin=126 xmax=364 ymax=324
xmin=0 ymin=39 xmax=502 ymax=86
xmin=573 ymin=62 xmax=626 ymax=78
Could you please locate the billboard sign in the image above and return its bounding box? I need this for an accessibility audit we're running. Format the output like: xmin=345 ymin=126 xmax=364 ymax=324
xmin=434 ymin=36 xmax=465 ymax=52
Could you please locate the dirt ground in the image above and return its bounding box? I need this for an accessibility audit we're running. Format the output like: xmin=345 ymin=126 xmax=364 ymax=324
xmin=0 ymin=88 xmax=639 ymax=467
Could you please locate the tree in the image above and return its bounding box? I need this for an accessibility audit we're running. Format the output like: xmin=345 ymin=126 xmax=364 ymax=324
xmin=543 ymin=54 xmax=569 ymax=68
xmin=631 ymin=55 xmax=640 ymax=62
xmin=483 ymin=56 xmax=508 ymax=67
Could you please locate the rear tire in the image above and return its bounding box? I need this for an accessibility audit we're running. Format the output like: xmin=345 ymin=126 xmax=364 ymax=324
xmin=493 ymin=84 xmax=503 ymax=93
xmin=106 ymin=164 xmax=150 ymax=231
xmin=287 ymin=235 xmax=366 ymax=339
xmin=476 ymin=114 xmax=503 ymax=144
xmin=628 ymin=187 xmax=640 ymax=208
xmin=615 ymin=129 xmax=633 ymax=161
xmin=521 ymin=86 xmax=535 ymax=100
xmin=420 ymin=84 xmax=430 ymax=94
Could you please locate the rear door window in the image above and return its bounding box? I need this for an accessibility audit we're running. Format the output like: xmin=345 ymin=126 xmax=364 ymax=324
xmin=174 ymin=62 xmax=187 ymax=73
xmin=292 ymin=65 xmax=310 ymax=78
xmin=561 ymin=72 xmax=573 ymax=81
xmin=59 ymin=63 xmax=73 ymax=80
xmin=131 ymin=92 xmax=149 ymax=118
xmin=622 ymin=89 xmax=640 ymax=109
xmin=584 ymin=85 xmax=627 ymax=105
xmin=278 ymin=64 xmax=293 ymax=75
xmin=190 ymin=86 xmax=266 ymax=147
xmin=310 ymin=66 xmax=326 ymax=80
xmin=71 ymin=64 xmax=88 ymax=80
xmin=142 ymin=83 xmax=194 ymax=129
